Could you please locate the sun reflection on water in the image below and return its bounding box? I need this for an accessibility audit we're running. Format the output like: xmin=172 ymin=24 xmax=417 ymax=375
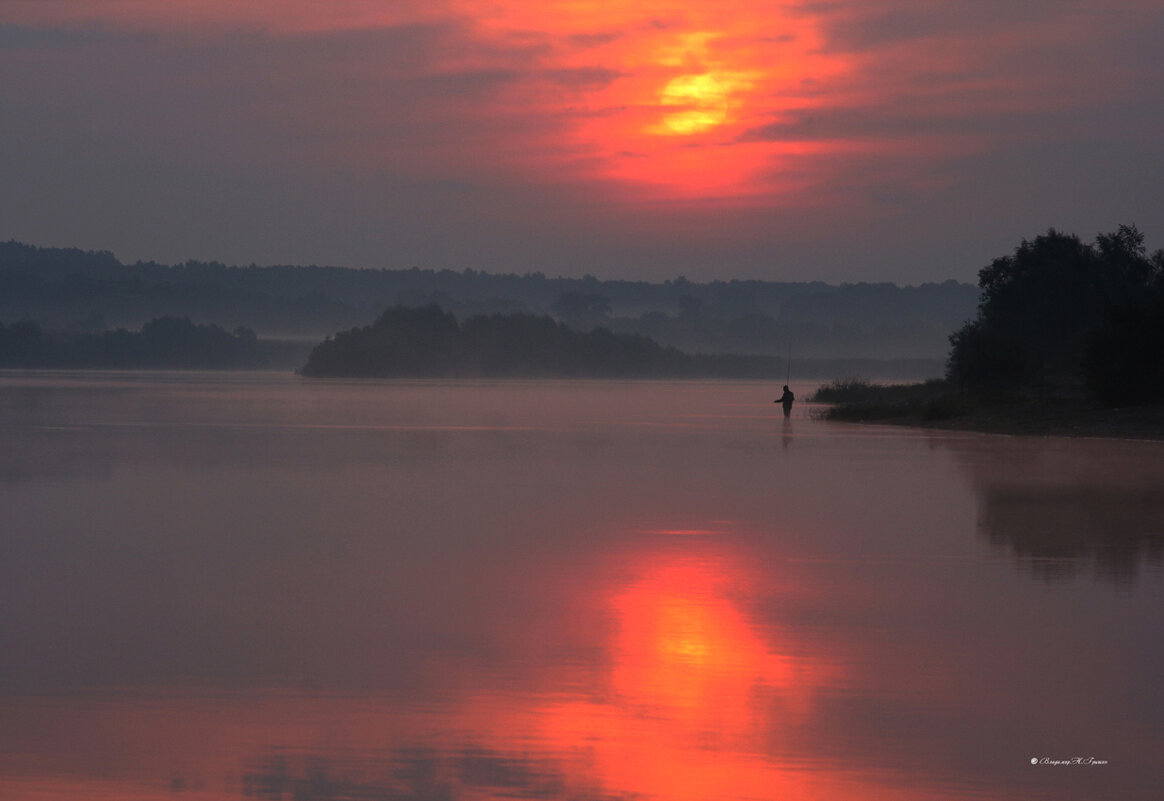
xmin=527 ymin=546 xmax=836 ymax=801
xmin=0 ymin=541 xmax=991 ymax=801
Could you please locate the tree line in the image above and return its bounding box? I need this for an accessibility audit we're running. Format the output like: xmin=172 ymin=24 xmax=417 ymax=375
xmin=0 ymin=239 xmax=976 ymax=359
xmin=0 ymin=316 xmax=298 ymax=369
xmin=947 ymin=225 xmax=1164 ymax=403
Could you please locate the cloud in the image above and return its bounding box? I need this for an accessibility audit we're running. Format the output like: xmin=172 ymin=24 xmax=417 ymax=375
xmin=1 ymin=1 xmax=1162 ymax=282
xmin=566 ymin=31 xmax=623 ymax=50
xmin=541 ymin=66 xmax=624 ymax=90
xmin=800 ymin=0 xmax=1090 ymax=52
xmin=0 ymin=22 xmax=139 ymax=49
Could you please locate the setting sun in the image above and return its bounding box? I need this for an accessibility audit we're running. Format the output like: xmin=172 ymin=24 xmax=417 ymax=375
xmin=444 ymin=1 xmax=849 ymax=197
xmin=657 ymin=74 xmax=729 ymax=135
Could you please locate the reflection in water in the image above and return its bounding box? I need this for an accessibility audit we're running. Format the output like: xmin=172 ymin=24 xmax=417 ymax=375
xmin=612 ymin=556 xmax=809 ymax=725
xmin=533 ymin=550 xmax=830 ymax=801
xmin=3 ymin=375 xmax=1163 ymax=801
xmin=980 ymin=487 xmax=1164 ymax=584
xmin=0 ymin=546 xmax=943 ymax=801
xmin=948 ymin=437 xmax=1164 ymax=585
xmin=235 ymin=548 xmax=837 ymax=801
xmin=243 ymin=748 xmax=570 ymax=801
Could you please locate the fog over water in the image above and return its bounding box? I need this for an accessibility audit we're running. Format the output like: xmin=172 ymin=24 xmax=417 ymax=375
xmin=1 ymin=372 xmax=1161 ymax=801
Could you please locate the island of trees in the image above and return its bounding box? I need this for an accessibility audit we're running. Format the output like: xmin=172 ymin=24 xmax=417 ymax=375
xmin=300 ymin=305 xmax=802 ymax=378
xmin=300 ymin=305 xmax=942 ymax=379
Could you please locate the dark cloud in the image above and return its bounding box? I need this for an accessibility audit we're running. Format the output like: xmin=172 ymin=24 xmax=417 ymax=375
xmin=541 ymin=66 xmax=623 ymax=90
xmin=0 ymin=22 xmax=138 ymax=49
xmin=566 ymin=31 xmax=622 ymax=49
xmin=738 ymin=103 xmax=1102 ymax=144
xmin=800 ymin=0 xmax=1080 ymax=52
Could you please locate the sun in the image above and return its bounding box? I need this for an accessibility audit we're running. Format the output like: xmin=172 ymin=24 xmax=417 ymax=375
xmin=454 ymin=1 xmax=851 ymax=196
xmin=659 ymin=74 xmax=728 ymax=135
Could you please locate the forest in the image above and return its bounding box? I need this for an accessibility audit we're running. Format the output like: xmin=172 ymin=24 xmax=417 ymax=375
xmin=0 ymin=239 xmax=976 ymax=362
xmin=0 ymin=316 xmax=299 ymax=369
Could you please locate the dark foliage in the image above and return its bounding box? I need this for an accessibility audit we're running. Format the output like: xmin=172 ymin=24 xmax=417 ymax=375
xmin=1085 ymin=292 xmax=1164 ymax=403
xmin=549 ymin=291 xmax=611 ymax=329
xmin=1 ymin=239 xmax=978 ymax=359
xmin=947 ymin=320 xmax=1035 ymax=389
xmin=299 ymin=306 xmax=695 ymax=378
xmin=947 ymin=225 xmax=1164 ymax=402
xmin=809 ymin=378 xmax=963 ymax=421
xmin=0 ymin=316 xmax=276 ymax=368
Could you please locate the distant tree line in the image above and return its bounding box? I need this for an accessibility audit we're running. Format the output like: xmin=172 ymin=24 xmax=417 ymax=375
xmin=948 ymin=225 xmax=1164 ymax=403
xmin=0 ymin=316 xmax=296 ymax=369
xmin=0 ymin=239 xmax=977 ymax=360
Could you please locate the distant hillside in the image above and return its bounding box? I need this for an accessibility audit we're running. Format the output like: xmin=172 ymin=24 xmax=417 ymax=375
xmin=0 ymin=240 xmax=978 ymax=359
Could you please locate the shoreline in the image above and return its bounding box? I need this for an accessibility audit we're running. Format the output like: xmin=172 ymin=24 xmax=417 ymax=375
xmin=818 ymin=395 xmax=1164 ymax=441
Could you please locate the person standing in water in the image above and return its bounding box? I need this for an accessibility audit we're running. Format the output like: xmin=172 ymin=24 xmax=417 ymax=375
xmin=776 ymin=385 xmax=794 ymax=418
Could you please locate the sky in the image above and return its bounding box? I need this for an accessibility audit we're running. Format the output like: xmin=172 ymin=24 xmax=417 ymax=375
xmin=1 ymin=0 xmax=1162 ymax=284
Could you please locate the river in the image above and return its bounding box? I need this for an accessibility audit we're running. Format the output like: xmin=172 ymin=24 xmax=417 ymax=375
xmin=1 ymin=371 xmax=1161 ymax=800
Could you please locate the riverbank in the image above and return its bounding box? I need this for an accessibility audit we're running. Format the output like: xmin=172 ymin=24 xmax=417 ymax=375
xmin=811 ymin=379 xmax=1164 ymax=440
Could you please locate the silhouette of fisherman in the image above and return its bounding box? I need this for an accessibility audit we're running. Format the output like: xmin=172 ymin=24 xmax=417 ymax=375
xmin=775 ymin=385 xmax=794 ymax=418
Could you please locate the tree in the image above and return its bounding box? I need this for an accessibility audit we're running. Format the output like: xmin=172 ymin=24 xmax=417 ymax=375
xmin=947 ymin=225 xmax=1164 ymax=401
xmin=550 ymin=292 xmax=610 ymax=330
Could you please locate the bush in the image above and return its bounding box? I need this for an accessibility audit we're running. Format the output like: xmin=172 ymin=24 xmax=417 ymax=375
xmin=808 ymin=378 xmax=879 ymax=403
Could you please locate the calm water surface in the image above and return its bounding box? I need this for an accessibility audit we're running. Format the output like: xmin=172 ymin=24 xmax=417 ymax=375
xmin=1 ymin=372 xmax=1161 ymax=800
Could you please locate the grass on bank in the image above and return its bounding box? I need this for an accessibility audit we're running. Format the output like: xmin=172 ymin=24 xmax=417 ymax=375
xmin=809 ymin=378 xmax=969 ymax=422
xmin=809 ymin=377 xmax=1164 ymax=439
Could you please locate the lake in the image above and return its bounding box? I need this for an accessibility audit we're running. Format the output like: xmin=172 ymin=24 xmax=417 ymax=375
xmin=1 ymin=371 xmax=1161 ymax=801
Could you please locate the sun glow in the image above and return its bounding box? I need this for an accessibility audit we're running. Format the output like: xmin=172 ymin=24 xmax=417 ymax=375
xmin=0 ymin=0 xmax=853 ymax=199
xmin=457 ymin=1 xmax=849 ymax=197
xmin=2 ymin=543 xmax=956 ymax=801
xmin=658 ymin=73 xmax=729 ymax=134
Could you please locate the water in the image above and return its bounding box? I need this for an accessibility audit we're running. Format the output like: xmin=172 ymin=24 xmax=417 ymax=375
xmin=1 ymin=371 xmax=1161 ymax=801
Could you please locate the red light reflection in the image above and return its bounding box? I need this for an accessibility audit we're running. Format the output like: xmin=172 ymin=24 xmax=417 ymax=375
xmin=0 ymin=544 xmax=960 ymax=801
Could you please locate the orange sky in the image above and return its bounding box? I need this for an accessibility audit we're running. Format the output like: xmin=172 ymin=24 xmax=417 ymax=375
xmin=4 ymin=0 xmax=851 ymax=199
xmin=1 ymin=0 xmax=1161 ymax=279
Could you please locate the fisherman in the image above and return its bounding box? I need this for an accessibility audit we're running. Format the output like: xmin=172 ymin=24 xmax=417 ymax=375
xmin=775 ymin=385 xmax=794 ymax=418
